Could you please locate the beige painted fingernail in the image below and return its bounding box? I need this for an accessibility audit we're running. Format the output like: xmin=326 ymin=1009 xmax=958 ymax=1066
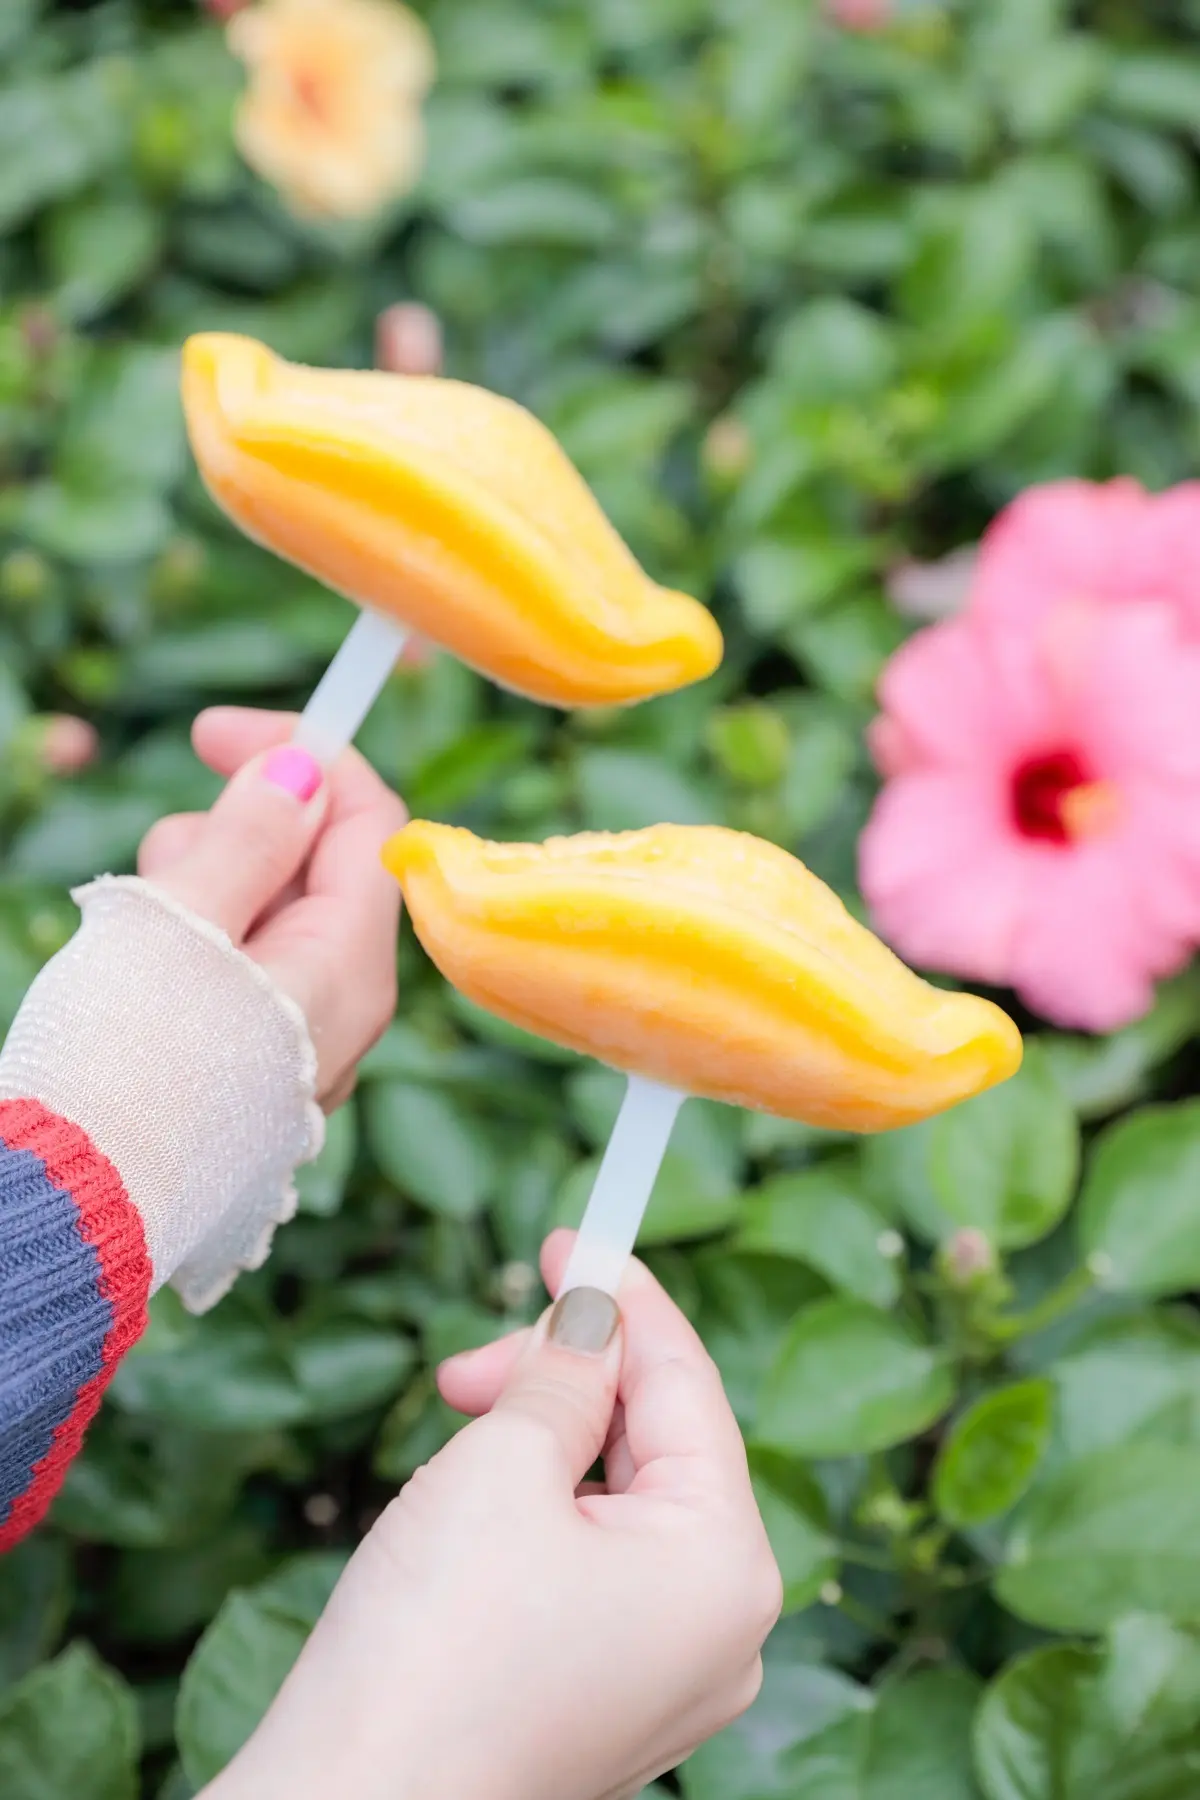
xmin=548 ymin=1287 xmax=620 ymax=1355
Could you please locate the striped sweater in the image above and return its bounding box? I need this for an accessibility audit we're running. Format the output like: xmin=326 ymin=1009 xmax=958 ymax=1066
xmin=0 ymin=1098 xmax=151 ymax=1550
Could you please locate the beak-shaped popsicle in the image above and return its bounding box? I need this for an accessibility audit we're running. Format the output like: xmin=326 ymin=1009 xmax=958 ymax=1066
xmin=383 ymin=822 xmax=1023 ymax=1133
xmin=181 ymin=333 xmax=723 ymax=709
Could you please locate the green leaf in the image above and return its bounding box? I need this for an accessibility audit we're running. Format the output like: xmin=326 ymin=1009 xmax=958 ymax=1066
xmin=555 ymin=1149 xmax=739 ymax=1246
xmin=933 ymin=1380 xmax=1053 ymax=1529
xmin=975 ymin=1617 xmax=1200 ymax=1800
xmin=45 ymin=197 xmax=163 ymax=322
xmin=1078 ymin=1101 xmax=1200 ymax=1296
xmin=733 ymin=536 xmax=872 ymax=635
xmin=862 ymin=1669 xmax=982 ymax=1800
xmin=53 ymin=1426 xmax=256 ymax=1550
xmin=16 ymin=480 xmax=172 ymax=565
xmin=736 ymin=1161 xmax=901 ymax=1308
xmin=118 ymin=621 xmax=316 ymax=699
xmin=779 ymin=697 xmax=860 ymax=839
xmin=771 ymin=298 xmax=896 ymax=401
xmin=176 ymin=1557 xmax=344 ymax=1788
xmin=365 ymin=1081 xmax=495 ymax=1219
xmin=295 ymin=1103 xmax=356 ymax=1217
xmin=748 ymin=1449 xmax=838 ymax=1615
xmin=685 ymin=1655 xmax=980 ymax=1800
xmin=288 ymin=1318 xmax=413 ymax=1421
xmin=707 ymin=702 xmax=791 ymax=787
xmin=108 ymin=1529 xmax=273 ymax=1648
xmin=448 ymin=178 xmax=620 ymax=247
xmin=682 ymin=1648 xmax=871 ymax=1800
xmin=1040 ymin=972 xmax=1200 ymax=1119
xmin=1104 ymin=53 xmax=1200 ymax=132
xmin=58 ymin=344 xmax=186 ymax=495
xmin=998 ymin=1442 xmax=1200 ymax=1631
xmin=0 ymin=1643 xmax=139 ymax=1800
xmin=110 ymin=1296 xmax=308 ymax=1432
xmin=0 ymin=1538 xmax=71 ymax=1690
xmin=757 ymin=1299 xmax=955 ymax=1458
xmin=1052 ymin=1309 xmax=1200 ymax=1459
xmin=695 ymin=1252 xmax=829 ymax=1432
xmin=575 ymin=746 xmax=715 ymax=831
xmin=786 ymin=595 xmax=906 ymax=703
xmin=928 ymin=1044 xmax=1078 ymax=1250
xmin=0 ymin=66 xmax=128 ymax=233
xmin=861 ymin=1119 xmax=954 ymax=1244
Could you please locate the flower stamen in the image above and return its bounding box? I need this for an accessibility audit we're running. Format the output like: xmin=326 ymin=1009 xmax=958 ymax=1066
xmin=1010 ymin=750 xmax=1121 ymax=845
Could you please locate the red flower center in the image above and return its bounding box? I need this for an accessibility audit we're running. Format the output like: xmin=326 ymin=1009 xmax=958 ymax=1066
xmin=1010 ymin=749 xmax=1122 ymax=845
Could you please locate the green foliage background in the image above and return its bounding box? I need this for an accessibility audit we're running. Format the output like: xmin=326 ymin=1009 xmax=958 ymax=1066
xmin=4 ymin=0 xmax=1200 ymax=1794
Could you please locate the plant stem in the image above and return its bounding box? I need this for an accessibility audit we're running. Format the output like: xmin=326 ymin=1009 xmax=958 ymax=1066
xmin=991 ymin=1262 xmax=1096 ymax=1343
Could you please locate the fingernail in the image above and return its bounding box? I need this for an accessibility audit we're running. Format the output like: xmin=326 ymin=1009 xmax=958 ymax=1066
xmin=262 ymin=746 xmax=322 ymax=802
xmin=548 ymin=1287 xmax=619 ymax=1355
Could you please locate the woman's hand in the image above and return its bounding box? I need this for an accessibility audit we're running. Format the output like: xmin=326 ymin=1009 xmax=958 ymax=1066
xmin=138 ymin=706 xmax=406 ymax=1109
xmin=206 ymin=1230 xmax=782 ymax=1800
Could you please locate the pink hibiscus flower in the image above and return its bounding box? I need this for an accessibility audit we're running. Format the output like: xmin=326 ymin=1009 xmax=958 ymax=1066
xmin=859 ymin=597 xmax=1200 ymax=1031
xmin=971 ymin=478 xmax=1200 ymax=644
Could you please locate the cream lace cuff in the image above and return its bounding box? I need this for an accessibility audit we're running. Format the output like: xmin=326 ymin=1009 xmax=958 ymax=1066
xmin=0 ymin=876 xmax=324 ymax=1313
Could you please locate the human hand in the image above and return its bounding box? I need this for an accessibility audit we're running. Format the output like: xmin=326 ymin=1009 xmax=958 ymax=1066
xmin=205 ymin=1230 xmax=782 ymax=1800
xmin=138 ymin=706 xmax=406 ymax=1109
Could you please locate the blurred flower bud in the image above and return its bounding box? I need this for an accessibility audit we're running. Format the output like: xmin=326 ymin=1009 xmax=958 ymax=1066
xmin=707 ymin=702 xmax=790 ymax=788
xmin=497 ymin=1260 xmax=539 ymax=1310
xmin=151 ymin=533 xmax=206 ymax=606
xmin=702 ymin=414 xmax=753 ymax=483
xmin=885 ymin=546 xmax=977 ymax=621
xmin=204 ymin=0 xmax=250 ymax=16
xmin=302 ymin=1492 xmax=339 ymax=1528
xmin=28 ymin=907 xmax=75 ymax=958
xmin=0 ymin=548 xmax=51 ymax=606
xmin=135 ymin=104 xmax=191 ymax=183
xmin=825 ymin=0 xmax=892 ymax=27
xmin=19 ymin=305 xmax=57 ymax=360
xmin=376 ymin=302 xmax=444 ymax=377
xmin=943 ymin=1228 xmax=996 ymax=1287
xmin=39 ymin=714 xmax=99 ymax=775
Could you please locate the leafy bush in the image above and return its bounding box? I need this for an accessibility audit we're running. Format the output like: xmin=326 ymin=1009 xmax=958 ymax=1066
xmin=4 ymin=1 xmax=1200 ymax=1795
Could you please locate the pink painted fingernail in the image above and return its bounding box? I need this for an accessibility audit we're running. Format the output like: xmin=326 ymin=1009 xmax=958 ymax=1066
xmin=262 ymin=746 xmax=322 ymax=802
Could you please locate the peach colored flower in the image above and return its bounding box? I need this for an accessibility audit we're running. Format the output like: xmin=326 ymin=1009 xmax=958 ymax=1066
xmin=227 ymin=0 xmax=434 ymax=220
xmin=970 ymin=478 xmax=1200 ymax=645
xmin=375 ymin=301 xmax=443 ymax=376
xmin=860 ymin=598 xmax=1200 ymax=1032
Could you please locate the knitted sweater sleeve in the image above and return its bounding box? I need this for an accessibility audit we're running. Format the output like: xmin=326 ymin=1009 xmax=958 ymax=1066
xmin=0 ymin=876 xmax=322 ymax=1550
xmin=0 ymin=1099 xmax=150 ymax=1552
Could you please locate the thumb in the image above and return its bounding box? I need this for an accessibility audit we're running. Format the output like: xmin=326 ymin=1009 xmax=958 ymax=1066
xmin=149 ymin=745 xmax=328 ymax=944
xmin=490 ymin=1287 xmax=623 ymax=1490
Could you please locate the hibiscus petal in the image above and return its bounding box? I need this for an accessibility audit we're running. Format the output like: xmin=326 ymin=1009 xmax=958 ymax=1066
xmin=874 ymin=619 xmax=1018 ymax=769
xmin=973 ymin=480 xmax=1157 ymax=617
xmin=859 ymin=773 xmax=1029 ymax=984
xmin=1007 ymin=844 xmax=1177 ymax=1032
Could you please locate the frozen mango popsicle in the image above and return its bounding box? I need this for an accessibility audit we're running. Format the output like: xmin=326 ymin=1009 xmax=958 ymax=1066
xmin=181 ymin=334 xmax=722 ymax=757
xmin=384 ymin=821 xmax=1023 ymax=1293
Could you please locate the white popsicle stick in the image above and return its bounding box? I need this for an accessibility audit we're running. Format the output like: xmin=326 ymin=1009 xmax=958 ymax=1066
xmin=560 ymin=1074 xmax=686 ymax=1298
xmin=291 ymin=608 xmax=409 ymax=765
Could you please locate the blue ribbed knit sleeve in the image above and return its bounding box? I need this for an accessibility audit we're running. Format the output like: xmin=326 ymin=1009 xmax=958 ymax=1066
xmin=0 ymin=1099 xmax=150 ymax=1550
